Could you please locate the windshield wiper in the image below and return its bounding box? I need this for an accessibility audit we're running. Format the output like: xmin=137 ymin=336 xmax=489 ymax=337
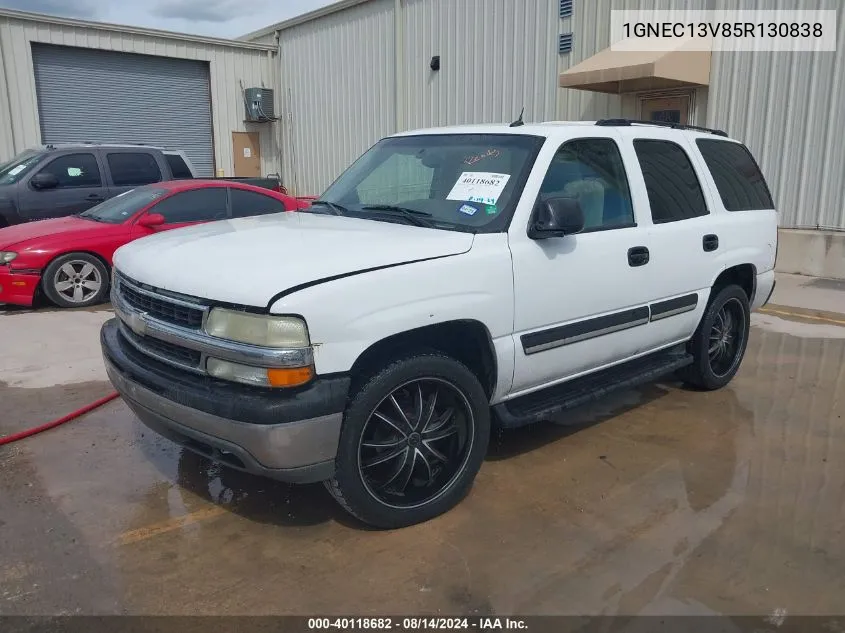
xmin=360 ymin=205 xmax=435 ymax=228
xmin=308 ymin=200 xmax=348 ymax=216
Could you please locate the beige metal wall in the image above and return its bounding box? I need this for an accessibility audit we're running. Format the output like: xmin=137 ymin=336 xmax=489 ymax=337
xmin=278 ymin=0 xmax=396 ymax=196
xmin=0 ymin=10 xmax=280 ymax=177
xmin=402 ymin=0 xmax=559 ymax=129
xmin=264 ymin=0 xmax=844 ymax=229
xmin=708 ymin=0 xmax=844 ymax=231
xmin=276 ymin=0 xmax=562 ymax=196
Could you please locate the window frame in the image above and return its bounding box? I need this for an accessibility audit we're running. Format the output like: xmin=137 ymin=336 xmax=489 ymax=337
xmin=228 ymin=186 xmax=290 ymax=218
xmin=106 ymin=151 xmax=163 ymax=187
xmin=165 ymin=153 xmax=194 ymax=180
xmin=694 ymin=138 xmax=775 ymax=212
xmin=147 ymin=186 xmax=230 ymax=224
xmin=32 ymin=152 xmax=103 ymax=189
xmin=534 ymin=136 xmax=637 ymax=235
xmin=632 ymin=137 xmax=710 ymax=225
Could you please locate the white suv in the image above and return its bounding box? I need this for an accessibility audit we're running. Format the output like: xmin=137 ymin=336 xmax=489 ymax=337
xmin=101 ymin=119 xmax=778 ymax=528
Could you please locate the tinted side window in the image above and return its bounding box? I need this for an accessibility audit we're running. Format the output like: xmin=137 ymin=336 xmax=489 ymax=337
xmin=633 ymin=140 xmax=709 ymax=223
xmin=230 ymin=188 xmax=288 ymax=218
xmin=165 ymin=154 xmax=194 ymax=179
xmin=152 ymin=188 xmax=228 ymax=223
xmin=108 ymin=152 xmax=162 ymax=186
xmin=696 ymin=140 xmax=774 ymax=211
xmin=538 ymin=138 xmax=634 ymax=230
xmin=39 ymin=153 xmax=101 ymax=188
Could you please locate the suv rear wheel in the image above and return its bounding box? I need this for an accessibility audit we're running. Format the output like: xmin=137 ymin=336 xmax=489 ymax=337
xmin=327 ymin=353 xmax=490 ymax=528
xmin=678 ymin=284 xmax=751 ymax=390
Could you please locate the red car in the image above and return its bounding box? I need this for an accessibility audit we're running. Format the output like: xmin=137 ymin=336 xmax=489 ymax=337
xmin=0 ymin=180 xmax=311 ymax=308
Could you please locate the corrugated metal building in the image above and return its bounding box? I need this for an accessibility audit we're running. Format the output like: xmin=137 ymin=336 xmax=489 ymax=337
xmin=0 ymin=8 xmax=281 ymax=177
xmin=244 ymin=0 xmax=844 ymax=277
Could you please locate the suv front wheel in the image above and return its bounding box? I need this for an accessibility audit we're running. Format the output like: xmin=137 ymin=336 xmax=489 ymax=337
xmin=327 ymin=353 xmax=490 ymax=529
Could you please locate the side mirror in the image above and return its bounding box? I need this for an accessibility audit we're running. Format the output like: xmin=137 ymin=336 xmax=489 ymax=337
xmin=31 ymin=172 xmax=59 ymax=190
xmin=528 ymin=197 xmax=585 ymax=239
xmin=138 ymin=213 xmax=165 ymax=228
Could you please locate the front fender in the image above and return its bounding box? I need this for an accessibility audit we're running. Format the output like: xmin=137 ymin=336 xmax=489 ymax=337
xmin=269 ymin=234 xmax=514 ymax=378
xmin=0 ymin=193 xmax=22 ymax=227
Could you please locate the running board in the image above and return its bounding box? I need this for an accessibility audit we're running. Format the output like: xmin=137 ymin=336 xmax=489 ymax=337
xmin=493 ymin=346 xmax=693 ymax=428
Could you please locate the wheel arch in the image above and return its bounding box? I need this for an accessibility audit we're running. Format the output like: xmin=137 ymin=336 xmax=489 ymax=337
xmin=710 ymin=263 xmax=756 ymax=304
xmin=348 ymin=319 xmax=498 ymax=400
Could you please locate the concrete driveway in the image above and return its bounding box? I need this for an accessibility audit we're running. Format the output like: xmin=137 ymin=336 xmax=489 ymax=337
xmin=1 ymin=275 xmax=844 ymax=616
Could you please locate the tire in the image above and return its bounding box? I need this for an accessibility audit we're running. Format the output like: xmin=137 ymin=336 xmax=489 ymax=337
xmin=42 ymin=253 xmax=110 ymax=308
xmin=327 ymin=353 xmax=491 ymax=529
xmin=677 ymin=284 xmax=751 ymax=390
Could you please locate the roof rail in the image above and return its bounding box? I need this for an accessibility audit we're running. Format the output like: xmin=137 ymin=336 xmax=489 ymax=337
xmin=595 ymin=118 xmax=728 ymax=137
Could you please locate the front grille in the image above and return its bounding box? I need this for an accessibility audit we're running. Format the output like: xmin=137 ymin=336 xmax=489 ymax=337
xmin=120 ymin=326 xmax=202 ymax=368
xmin=118 ymin=279 xmax=205 ymax=329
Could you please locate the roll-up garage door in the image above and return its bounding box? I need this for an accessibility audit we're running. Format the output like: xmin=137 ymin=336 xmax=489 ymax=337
xmin=32 ymin=44 xmax=214 ymax=177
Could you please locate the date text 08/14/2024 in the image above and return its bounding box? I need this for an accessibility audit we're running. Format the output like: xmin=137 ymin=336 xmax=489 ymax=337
xmin=307 ymin=618 xmax=528 ymax=630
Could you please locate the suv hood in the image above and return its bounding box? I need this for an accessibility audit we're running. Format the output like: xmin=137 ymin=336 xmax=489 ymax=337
xmin=113 ymin=212 xmax=474 ymax=307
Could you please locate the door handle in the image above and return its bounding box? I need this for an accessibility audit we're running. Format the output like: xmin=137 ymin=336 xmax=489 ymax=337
xmin=628 ymin=246 xmax=650 ymax=267
xmin=86 ymin=194 xmax=105 ymax=201
xmin=703 ymin=234 xmax=719 ymax=252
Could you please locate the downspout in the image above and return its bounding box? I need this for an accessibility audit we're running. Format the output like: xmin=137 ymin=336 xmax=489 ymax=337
xmin=393 ymin=0 xmax=404 ymax=134
xmin=273 ymin=28 xmax=290 ymax=193
xmin=272 ymin=30 xmax=283 ymax=184
xmin=0 ymin=26 xmax=19 ymax=155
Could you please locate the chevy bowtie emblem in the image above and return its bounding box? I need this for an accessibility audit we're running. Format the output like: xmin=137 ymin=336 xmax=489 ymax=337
xmin=128 ymin=311 xmax=148 ymax=337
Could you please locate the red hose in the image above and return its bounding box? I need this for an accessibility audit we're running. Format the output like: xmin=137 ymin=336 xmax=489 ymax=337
xmin=0 ymin=392 xmax=120 ymax=446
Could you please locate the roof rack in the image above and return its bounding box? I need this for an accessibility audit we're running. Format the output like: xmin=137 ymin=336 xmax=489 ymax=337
xmin=595 ymin=118 xmax=728 ymax=137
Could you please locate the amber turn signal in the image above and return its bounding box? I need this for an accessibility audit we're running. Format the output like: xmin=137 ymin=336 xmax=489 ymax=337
xmin=266 ymin=366 xmax=314 ymax=387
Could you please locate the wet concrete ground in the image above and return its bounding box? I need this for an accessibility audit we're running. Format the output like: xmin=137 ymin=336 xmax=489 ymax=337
xmin=2 ymin=286 xmax=845 ymax=616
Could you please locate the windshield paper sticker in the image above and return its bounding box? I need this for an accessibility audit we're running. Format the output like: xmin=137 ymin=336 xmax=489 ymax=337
xmin=447 ymin=172 xmax=511 ymax=206
xmin=8 ymin=165 xmax=25 ymax=176
xmin=458 ymin=204 xmax=479 ymax=216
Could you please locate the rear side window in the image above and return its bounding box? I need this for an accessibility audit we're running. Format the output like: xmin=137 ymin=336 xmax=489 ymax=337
xmin=696 ymin=140 xmax=774 ymax=211
xmin=634 ymin=140 xmax=709 ymax=223
xmin=230 ymin=188 xmax=288 ymax=218
xmin=108 ymin=152 xmax=162 ymax=186
xmin=165 ymin=153 xmax=193 ymax=179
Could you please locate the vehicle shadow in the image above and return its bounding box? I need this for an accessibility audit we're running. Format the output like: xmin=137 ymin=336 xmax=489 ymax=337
xmin=143 ymin=382 xmax=672 ymax=532
xmin=169 ymin=447 xmax=368 ymax=530
xmin=487 ymin=382 xmax=672 ymax=461
xmin=0 ymin=298 xmax=113 ymax=314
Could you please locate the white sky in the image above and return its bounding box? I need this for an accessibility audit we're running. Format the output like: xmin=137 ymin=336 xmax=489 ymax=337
xmin=0 ymin=0 xmax=337 ymax=38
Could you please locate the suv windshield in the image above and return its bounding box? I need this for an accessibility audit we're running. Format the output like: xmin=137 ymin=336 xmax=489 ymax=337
xmin=317 ymin=134 xmax=544 ymax=232
xmin=79 ymin=186 xmax=167 ymax=224
xmin=0 ymin=149 xmax=47 ymax=185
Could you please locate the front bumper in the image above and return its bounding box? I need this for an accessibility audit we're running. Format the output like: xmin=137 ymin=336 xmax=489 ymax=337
xmin=101 ymin=318 xmax=350 ymax=483
xmin=0 ymin=267 xmax=39 ymax=306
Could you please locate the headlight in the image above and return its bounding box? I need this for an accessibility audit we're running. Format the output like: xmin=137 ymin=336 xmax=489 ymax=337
xmin=204 ymin=308 xmax=310 ymax=348
xmin=0 ymin=251 xmax=17 ymax=264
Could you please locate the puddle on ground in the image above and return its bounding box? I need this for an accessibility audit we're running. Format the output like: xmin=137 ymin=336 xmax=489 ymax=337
xmin=1 ymin=319 xmax=843 ymax=615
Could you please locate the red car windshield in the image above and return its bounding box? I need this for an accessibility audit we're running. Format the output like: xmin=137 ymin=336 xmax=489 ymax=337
xmin=79 ymin=187 xmax=167 ymax=224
